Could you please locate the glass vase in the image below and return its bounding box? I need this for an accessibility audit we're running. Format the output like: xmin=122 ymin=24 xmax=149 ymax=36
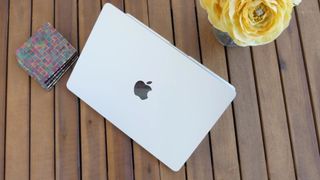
xmin=212 ymin=27 xmax=238 ymax=47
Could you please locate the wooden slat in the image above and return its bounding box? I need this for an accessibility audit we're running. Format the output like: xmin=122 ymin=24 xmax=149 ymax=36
xmin=195 ymin=1 xmax=241 ymax=180
xmin=159 ymin=166 xmax=186 ymax=180
xmin=55 ymin=0 xmax=81 ymax=179
xmin=79 ymin=0 xmax=107 ymax=179
xmin=296 ymin=0 xmax=320 ymax=147
xmin=252 ymin=43 xmax=295 ymax=180
xmin=148 ymin=0 xmax=174 ymax=42
xmin=106 ymin=121 xmax=134 ymax=180
xmin=170 ymin=0 xmax=213 ymax=179
xmin=100 ymin=1 xmax=135 ymax=180
xmin=147 ymin=0 xmax=187 ymax=179
xmin=78 ymin=0 xmax=108 ymax=179
xmin=5 ymin=0 xmax=31 ymax=179
xmin=79 ymin=105 xmax=107 ymax=180
xmin=227 ymin=46 xmax=268 ymax=180
xmin=124 ymin=1 xmax=161 ymax=179
xmin=124 ymin=0 xmax=149 ymax=24
xmin=132 ymin=145 xmax=160 ymax=180
xmin=276 ymin=13 xmax=320 ymax=180
xmin=0 ymin=0 xmax=9 ymax=179
xmin=102 ymin=0 xmax=124 ymax=10
xmin=30 ymin=0 xmax=55 ymax=180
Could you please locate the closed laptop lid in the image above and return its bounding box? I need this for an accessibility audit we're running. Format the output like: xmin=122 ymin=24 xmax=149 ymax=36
xmin=67 ymin=3 xmax=236 ymax=171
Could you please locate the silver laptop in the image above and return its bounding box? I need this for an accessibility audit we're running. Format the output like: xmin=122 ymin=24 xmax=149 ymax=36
xmin=67 ymin=3 xmax=236 ymax=171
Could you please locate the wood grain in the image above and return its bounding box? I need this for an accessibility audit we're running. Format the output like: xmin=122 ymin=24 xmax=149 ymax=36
xmin=252 ymin=43 xmax=296 ymax=180
xmin=102 ymin=0 xmax=124 ymax=10
xmin=124 ymin=1 xmax=161 ymax=179
xmin=5 ymin=0 xmax=31 ymax=179
xmin=101 ymin=1 xmax=135 ymax=180
xmin=30 ymin=0 xmax=55 ymax=180
xmin=295 ymin=0 xmax=320 ymax=147
xmin=124 ymin=0 xmax=149 ymax=24
xmin=78 ymin=0 xmax=108 ymax=179
xmin=148 ymin=0 xmax=174 ymax=42
xmin=227 ymin=47 xmax=268 ymax=180
xmin=170 ymin=0 xmax=213 ymax=179
xmin=55 ymin=0 xmax=81 ymax=179
xmin=195 ymin=1 xmax=241 ymax=180
xmin=106 ymin=122 xmax=134 ymax=180
xmin=0 ymin=0 xmax=8 ymax=179
xmin=147 ymin=0 xmax=187 ymax=179
xmin=276 ymin=13 xmax=320 ymax=180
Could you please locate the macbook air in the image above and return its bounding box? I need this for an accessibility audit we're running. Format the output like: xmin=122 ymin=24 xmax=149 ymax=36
xmin=67 ymin=3 xmax=236 ymax=171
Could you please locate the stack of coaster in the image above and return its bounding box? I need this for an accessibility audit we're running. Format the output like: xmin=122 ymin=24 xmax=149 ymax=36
xmin=16 ymin=23 xmax=78 ymax=90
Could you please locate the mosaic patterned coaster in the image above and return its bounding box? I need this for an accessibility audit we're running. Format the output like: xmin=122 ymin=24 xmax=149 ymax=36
xmin=16 ymin=22 xmax=78 ymax=90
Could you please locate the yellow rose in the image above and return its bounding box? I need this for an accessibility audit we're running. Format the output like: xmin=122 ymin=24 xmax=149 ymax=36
xmin=201 ymin=0 xmax=298 ymax=46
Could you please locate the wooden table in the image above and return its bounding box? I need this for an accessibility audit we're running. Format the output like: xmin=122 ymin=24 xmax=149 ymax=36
xmin=1 ymin=0 xmax=320 ymax=180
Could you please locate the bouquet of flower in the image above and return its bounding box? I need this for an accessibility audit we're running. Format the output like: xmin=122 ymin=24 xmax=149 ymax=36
xmin=200 ymin=0 xmax=301 ymax=46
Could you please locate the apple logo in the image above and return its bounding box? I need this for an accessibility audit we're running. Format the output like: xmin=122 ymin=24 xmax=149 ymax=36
xmin=134 ymin=80 xmax=152 ymax=100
